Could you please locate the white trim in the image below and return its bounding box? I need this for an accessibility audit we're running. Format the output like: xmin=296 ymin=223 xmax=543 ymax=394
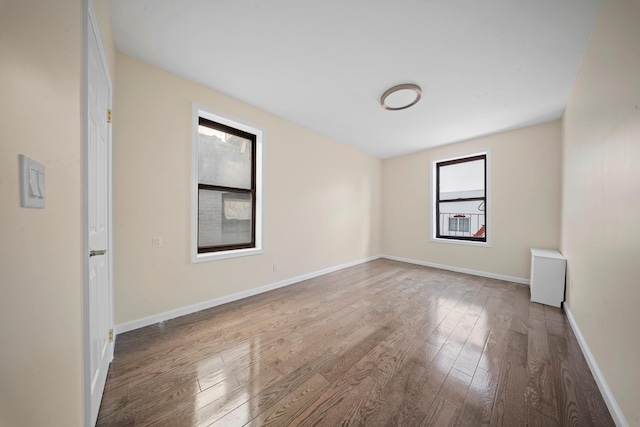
xmin=82 ymin=4 xmax=90 ymax=426
xmin=563 ymin=305 xmax=629 ymax=427
xmin=191 ymin=103 xmax=266 ymax=263
xmin=117 ymin=252 xmax=529 ymax=334
xmin=116 ymin=255 xmax=382 ymax=334
xmin=192 ymin=247 xmax=265 ymax=263
xmin=430 ymin=150 xmax=492 ymax=247
xmin=430 ymin=237 xmax=490 ymax=247
xmin=382 ymin=254 xmax=529 ymax=285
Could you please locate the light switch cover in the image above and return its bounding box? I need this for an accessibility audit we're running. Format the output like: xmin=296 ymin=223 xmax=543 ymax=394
xmin=20 ymin=154 xmax=45 ymax=208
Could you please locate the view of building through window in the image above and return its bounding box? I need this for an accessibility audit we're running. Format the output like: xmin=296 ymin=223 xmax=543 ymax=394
xmin=197 ymin=117 xmax=256 ymax=253
xmin=436 ymin=154 xmax=486 ymax=242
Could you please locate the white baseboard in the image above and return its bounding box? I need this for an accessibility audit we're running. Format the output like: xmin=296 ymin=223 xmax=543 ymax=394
xmin=115 ymin=255 xmax=382 ymax=335
xmin=381 ymin=254 xmax=530 ymax=285
xmin=115 ymin=253 xmax=527 ymax=335
xmin=563 ymin=305 xmax=628 ymax=427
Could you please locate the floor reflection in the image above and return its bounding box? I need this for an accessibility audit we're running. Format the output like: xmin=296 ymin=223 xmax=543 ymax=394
xmin=96 ymin=260 xmax=614 ymax=426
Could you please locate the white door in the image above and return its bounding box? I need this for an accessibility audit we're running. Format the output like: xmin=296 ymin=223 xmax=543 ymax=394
xmin=86 ymin=4 xmax=113 ymax=426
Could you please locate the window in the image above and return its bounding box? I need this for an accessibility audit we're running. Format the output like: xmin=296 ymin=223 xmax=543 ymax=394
xmin=433 ymin=153 xmax=488 ymax=244
xmin=192 ymin=105 xmax=263 ymax=262
xmin=449 ymin=216 xmax=470 ymax=233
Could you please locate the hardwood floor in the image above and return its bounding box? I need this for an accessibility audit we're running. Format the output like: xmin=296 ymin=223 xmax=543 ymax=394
xmin=97 ymin=259 xmax=615 ymax=426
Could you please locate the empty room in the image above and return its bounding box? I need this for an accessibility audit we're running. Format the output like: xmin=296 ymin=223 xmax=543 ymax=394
xmin=1 ymin=0 xmax=639 ymax=426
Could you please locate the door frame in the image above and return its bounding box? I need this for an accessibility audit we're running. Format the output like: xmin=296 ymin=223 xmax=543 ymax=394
xmin=83 ymin=1 xmax=114 ymax=425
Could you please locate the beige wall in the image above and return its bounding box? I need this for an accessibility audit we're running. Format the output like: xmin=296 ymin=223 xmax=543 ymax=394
xmin=561 ymin=0 xmax=640 ymax=424
xmin=382 ymin=121 xmax=562 ymax=281
xmin=93 ymin=0 xmax=116 ymax=81
xmin=0 ymin=1 xmax=84 ymax=426
xmin=113 ymin=53 xmax=382 ymax=325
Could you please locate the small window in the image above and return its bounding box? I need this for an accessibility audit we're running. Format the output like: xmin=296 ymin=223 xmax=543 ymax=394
xmin=192 ymin=106 xmax=263 ymax=262
xmin=433 ymin=154 xmax=487 ymax=243
xmin=449 ymin=216 xmax=470 ymax=233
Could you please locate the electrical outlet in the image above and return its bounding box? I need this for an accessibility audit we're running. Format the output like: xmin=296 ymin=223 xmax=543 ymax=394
xmin=273 ymin=263 xmax=279 ymax=272
xmin=152 ymin=236 xmax=163 ymax=248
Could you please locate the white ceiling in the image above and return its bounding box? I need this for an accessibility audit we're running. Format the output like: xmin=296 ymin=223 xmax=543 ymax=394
xmin=109 ymin=0 xmax=602 ymax=159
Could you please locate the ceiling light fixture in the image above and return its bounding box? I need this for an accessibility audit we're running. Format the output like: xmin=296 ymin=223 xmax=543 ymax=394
xmin=380 ymin=83 xmax=422 ymax=111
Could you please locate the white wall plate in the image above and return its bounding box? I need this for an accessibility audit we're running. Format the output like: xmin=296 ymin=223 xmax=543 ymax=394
xmin=20 ymin=154 xmax=45 ymax=209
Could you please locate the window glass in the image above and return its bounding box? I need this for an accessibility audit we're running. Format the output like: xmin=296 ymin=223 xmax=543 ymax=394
xmin=448 ymin=217 xmax=470 ymax=233
xmin=435 ymin=154 xmax=487 ymax=242
xmin=439 ymin=159 xmax=485 ymax=200
xmin=198 ymin=190 xmax=253 ymax=247
xmin=198 ymin=126 xmax=252 ymax=189
xmin=197 ymin=117 xmax=256 ymax=253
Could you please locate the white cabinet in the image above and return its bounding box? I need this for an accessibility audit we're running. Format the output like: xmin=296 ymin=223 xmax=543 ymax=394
xmin=530 ymin=249 xmax=566 ymax=307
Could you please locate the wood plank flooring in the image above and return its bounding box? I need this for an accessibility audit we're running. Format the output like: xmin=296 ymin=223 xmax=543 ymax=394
xmin=97 ymin=259 xmax=615 ymax=426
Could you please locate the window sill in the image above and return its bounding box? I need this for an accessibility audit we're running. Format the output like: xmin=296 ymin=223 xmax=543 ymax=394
xmin=192 ymin=247 xmax=264 ymax=263
xmin=431 ymin=237 xmax=491 ymax=248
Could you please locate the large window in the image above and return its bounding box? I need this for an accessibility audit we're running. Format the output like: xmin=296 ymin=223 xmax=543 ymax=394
xmin=433 ymin=153 xmax=487 ymax=243
xmin=192 ymin=106 xmax=263 ymax=262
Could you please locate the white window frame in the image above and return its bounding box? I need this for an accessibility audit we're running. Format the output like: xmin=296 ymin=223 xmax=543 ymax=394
xmin=191 ymin=103 xmax=265 ymax=263
xmin=430 ymin=150 xmax=491 ymax=247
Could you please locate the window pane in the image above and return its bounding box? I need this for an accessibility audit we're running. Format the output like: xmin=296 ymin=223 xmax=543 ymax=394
xmin=439 ymin=209 xmax=483 ymax=236
xmin=198 ymin=129 xmax=252 ymax=189
xmin=199 ymin=189 xmax=253 ymax=248
xmin=447 ymin=217 xmax=470 ymax=232
xmin=439 ymin=159 xmax=484 ymax=200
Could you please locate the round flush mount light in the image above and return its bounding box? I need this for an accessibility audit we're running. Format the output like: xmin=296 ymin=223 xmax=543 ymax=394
xmin=380 ymin=83 xmax=422 ymax=111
